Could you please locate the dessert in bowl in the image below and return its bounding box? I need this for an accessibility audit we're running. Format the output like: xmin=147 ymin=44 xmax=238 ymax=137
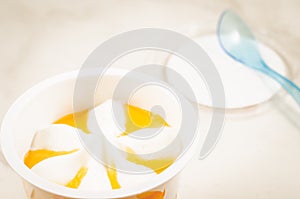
xmin=1 ymin=68 xmax=199 ymax=199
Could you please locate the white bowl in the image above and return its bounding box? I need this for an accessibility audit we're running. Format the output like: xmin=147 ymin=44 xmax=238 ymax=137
xmin=1 ymin=68 xmax=199 ymax=199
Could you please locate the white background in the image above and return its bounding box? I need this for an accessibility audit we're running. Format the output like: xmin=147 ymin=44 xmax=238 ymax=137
xmin=0 ymin=0 xmax=300 ymax=198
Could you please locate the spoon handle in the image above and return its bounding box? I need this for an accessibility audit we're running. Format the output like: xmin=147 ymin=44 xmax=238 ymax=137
xmin=261 ymin=61 xmax=300 ymax=107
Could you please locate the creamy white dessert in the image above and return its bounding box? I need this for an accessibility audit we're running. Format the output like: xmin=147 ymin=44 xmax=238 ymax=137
xmin=24 ymin=99 xmax=178 ymax=192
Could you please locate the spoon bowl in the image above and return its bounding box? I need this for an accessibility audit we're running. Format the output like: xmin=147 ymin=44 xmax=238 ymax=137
xmin=217 ymin=10 xmax=300 ymax=107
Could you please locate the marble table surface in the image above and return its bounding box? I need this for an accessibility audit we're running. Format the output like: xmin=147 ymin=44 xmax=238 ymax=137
xmin=0 ymin=0 xmax=300 ymax=198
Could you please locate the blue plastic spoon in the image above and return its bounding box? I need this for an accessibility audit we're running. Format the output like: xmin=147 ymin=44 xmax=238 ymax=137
xmin=217 ymin=10 xmax=300 ymax=106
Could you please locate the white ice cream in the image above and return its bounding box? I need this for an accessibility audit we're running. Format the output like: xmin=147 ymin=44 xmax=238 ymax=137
xmin=26 ymin=98 xmax=180 ymax=192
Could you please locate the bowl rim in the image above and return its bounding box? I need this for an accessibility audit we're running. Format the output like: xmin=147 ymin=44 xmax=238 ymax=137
xmin=0 ymin=68 xmax=200 ymax=198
